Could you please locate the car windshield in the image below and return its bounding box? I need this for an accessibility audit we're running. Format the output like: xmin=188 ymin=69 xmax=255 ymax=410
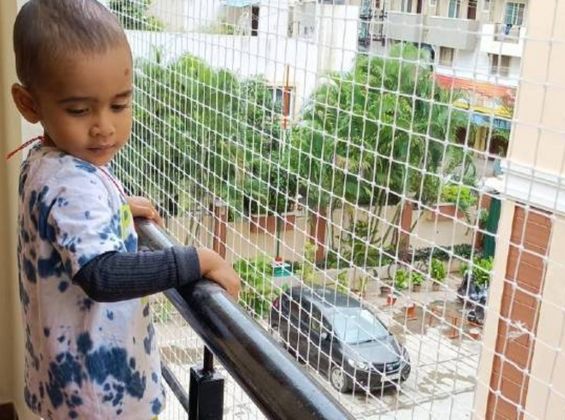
xmin=328 ymin=307 xmax=389 ymax=344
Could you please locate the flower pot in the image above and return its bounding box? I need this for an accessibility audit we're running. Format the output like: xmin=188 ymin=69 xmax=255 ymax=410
xmin=380 ymin=285 xmax=393 ymax=297
xmin=250 ymin=214 xmax=296 ymax=234
xmin=412 ymin=284 xmax=422 ymax=292
xmin=386 ymin=294 xmax=397 ymax=306
xmin=432 ymin=282 xmax=442 ymax=292
xmin=427 ymin=203 xmax=465 ymax=222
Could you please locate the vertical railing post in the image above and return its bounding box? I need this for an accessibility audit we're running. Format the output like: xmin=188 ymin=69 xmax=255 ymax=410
xmin=212 ymin=199 xmax=227 ymax=258
xmin=189 ymin=347 xmax=224 ymax=420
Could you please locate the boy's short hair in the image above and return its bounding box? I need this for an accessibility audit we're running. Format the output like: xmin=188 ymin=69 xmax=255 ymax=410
xmin=13 ymin=0 xmax=129 ymax=88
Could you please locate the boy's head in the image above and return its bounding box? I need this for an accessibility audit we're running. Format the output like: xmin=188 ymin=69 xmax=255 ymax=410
xmin=12 ymin=0 xmax=134 ymax=166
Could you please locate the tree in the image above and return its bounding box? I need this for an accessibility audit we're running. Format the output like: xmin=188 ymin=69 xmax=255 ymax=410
xmin=289 ymin=43 xmax=475 ymax=263
xmin=116 ymin=52 xmax=296 ymax=222
xmin=109 ymin=0 xmax=164 ymax=31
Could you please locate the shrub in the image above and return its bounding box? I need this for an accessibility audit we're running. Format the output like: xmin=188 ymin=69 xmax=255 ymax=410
xmin=234 ymin=256 xmax=275 ymax=319
xmin=410 ymin=271 xmax=425 ymax=287
xmin=394 ymin=269 xmax=409 ymax=291
xmin=431 ymin=258 xmax=447 ymax=283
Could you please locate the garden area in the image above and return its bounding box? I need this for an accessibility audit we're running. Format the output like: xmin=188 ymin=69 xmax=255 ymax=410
xmin=115 ymin=41 xmax=499 ymax=325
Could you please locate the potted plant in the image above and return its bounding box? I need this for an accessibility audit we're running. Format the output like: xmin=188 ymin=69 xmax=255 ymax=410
xmin=394 ymin=269 xmax=409 ymax=292
xmin=410 ymin=271 xmax=425 ymax=292
xmin=429 ymin=184 xmax=478 ymax=222
xmin=379 ymin=281 xmax=393 ymax=298
xmin=431 ymin=258 xmax=447 ymax=291
xmin=473 ymin=257 xmax=494 ymax=288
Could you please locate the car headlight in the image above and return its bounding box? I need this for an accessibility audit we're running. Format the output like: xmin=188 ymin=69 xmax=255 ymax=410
xmin=347 ymin=358 xmax=370 ymax=370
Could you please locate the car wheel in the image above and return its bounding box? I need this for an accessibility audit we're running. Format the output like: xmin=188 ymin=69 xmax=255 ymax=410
xmin=330 ymin=366 xmax=352 ymax=393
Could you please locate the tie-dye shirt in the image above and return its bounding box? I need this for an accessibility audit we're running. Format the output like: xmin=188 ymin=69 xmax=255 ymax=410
xmin=17 ymin=145 xmax=164 ymax=419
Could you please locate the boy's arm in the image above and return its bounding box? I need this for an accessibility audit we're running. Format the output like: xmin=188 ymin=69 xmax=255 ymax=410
xmin=74 ymin=247 xmax=240 ymax=302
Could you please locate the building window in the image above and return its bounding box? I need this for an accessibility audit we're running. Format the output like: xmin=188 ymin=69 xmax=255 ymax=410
xmin=504 ymin=2 xmax=525 ymax=26
xmin=439 ymin=47 xmax=455 ymax=66
xmin=483 ymin=0 xmax=491 ymax=12
xmin=490 ymin=54 xmax=511 ymax=77
xmin=401 ymin=0 xmax=412 ymax=13
xmin=251 ymin=5 xmax=260 ymax=36
xmin=448 ymin=0 xmax=460 ymax=18
xmin=467 ymin=0 xmax=477 ymax=19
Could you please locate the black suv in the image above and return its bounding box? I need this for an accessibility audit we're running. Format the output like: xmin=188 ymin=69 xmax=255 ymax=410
xmin=270 ymin=286 xmax=411 ymax=393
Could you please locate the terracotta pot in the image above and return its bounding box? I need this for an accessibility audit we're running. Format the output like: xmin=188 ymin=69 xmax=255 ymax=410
xmin=412 ymin=284 xmax=422 ymax=292
xmin=380 ymin=285 xmax=392 ymax=297
xmin=427 ymin=204 xmax=465 ymax=222
xmin=386 ymin=294 xmax=397 ymax=306
xmin=432 ymin=282 xmax=441 ymax=292
xmin=250 ymin=214 xmax=296 ymax=234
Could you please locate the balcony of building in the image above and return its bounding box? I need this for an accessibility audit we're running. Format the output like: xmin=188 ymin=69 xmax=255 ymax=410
xmin=480 ymin=23 xmax=526 ymax=57
xmin=383 ymin=12 xmax=479 ymax=50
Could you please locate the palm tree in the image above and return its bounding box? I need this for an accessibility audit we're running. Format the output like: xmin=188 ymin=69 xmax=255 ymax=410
xmin=289 ymin=43 xmax=475 ymax=263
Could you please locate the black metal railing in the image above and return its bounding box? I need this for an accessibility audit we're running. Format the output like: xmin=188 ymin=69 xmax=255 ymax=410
xmin=137 ymin=220 xmax=353 ymax=420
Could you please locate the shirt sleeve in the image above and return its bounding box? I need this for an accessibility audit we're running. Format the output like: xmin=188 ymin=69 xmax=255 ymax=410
xmin=47 ymin=168 xmax=127 ymax=278
xmin=73 ymin=246 xmax=202 ymax=302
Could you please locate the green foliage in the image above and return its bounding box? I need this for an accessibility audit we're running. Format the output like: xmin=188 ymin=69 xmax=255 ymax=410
xmin=441 ymin=184 xmax=478 ymax=215
xmin=109 ymin=0 xmax=164 ymax=31
xmin=340 ymin=221 xmax=393 ymax=267
xmin=410 ymin=271 xmax=425 ymax=287
xmin=233 ymin=256 xmax=275 ymax=319
xmin=431 ymin=258 xmax=447 ymax=283
xmin=297 ymin=242 xmax=318 ymax=286
xmin=478 ymin=208 xmax=490 ymax=229
xmin=118 ymin=52 xmax=296 ymax=217
xmin=289 ymin=43 xmax=475 ymax=211
xmin=465 ymin=257 xmax=494 ymax=287
xmin=336 ymin=270 xmax=349 ymax=293
xmin=394 ymin=269 xmax=409 ymax=291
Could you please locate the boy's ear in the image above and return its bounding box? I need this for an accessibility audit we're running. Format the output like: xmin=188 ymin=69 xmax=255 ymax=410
xmin=11 ymin=83 xmax=41 ymax=124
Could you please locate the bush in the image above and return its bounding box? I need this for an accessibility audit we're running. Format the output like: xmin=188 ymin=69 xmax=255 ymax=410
xmin=410 ymin=271 xmax=425 ymax=287
xmin=109 ymin=0 xmax=164 ymax=31
xmin=441 ymin=184 xmax=478 ymax=214
xmin=234 ymin=256 xmax=275 ymax=319
xmin=431 ymin=258 xmax=447 ymax=283
xmin=471 ymin=257 xmax=494 ymax=287
xmin=394 ymin=269 xmax=409 ymax=291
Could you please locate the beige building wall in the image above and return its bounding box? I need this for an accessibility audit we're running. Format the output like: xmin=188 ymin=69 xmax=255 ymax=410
xmin=524 ymin=218 xmax=565 ymax=417
xmin=506 ymin=0 xmax=565 ymax=177
xmin=472 ymin=200 xmax=515 ymax=418
xmin=0 ymin=0 xmax=30 ymax=417
xmin=473 ymin=0 xmax=565 ymax=416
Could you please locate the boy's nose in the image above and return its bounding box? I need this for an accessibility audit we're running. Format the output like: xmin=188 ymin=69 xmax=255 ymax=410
xmin=90 ymin=113 xmax=116 ymax=138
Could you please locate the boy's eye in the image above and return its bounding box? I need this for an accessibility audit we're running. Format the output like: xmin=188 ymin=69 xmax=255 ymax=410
xmin=66 ymin=108 xmax=88 ymax=116
xmin=111 ymin=103 xmax=130 ymax=112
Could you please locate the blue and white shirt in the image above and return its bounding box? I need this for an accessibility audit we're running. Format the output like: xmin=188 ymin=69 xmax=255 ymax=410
xmin=17 ymin=145 xmax=164 ymax=419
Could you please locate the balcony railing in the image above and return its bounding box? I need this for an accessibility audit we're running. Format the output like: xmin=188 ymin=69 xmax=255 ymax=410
xmin=136 ymin=220 xmax=354 ymax=420
xmin=494 ymin=23 xmax=522 ymax=43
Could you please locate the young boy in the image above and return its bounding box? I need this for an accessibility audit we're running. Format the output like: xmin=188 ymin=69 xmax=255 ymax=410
xmin=11 ymin=1 xmax=240 ymax=419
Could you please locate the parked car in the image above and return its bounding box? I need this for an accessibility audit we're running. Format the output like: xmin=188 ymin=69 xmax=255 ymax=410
xmin=269 ymin=286 xmax=411 ymax=393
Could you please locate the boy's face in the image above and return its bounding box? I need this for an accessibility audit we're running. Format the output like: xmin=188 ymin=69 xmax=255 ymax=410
xmin=32 ymin=45 xmax=134 ymax=167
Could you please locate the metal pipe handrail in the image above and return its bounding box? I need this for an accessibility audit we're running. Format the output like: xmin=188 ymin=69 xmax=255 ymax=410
xmin=137 ymin=220 xmax=353 ymax=420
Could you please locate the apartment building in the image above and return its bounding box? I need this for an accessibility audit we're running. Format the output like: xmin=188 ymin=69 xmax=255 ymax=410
xmin=360 ymin=0 xmax=528 ymax=154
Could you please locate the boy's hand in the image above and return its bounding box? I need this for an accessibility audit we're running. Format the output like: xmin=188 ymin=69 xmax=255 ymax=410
xmin=197 ymin=249 xmax=241 ymax=299
xmin=127 ymin=196 xmax=164 ymax=227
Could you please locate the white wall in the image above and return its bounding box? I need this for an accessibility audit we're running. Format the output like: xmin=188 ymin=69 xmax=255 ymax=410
xmin=126 ymin=5 xmax=358 ymax=117
xmin=435 ymin=45 xmax=521 ymax=87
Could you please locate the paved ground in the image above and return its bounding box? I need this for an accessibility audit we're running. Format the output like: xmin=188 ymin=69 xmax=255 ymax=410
xmin=153 ymin=273 xmax=483 ymax=419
